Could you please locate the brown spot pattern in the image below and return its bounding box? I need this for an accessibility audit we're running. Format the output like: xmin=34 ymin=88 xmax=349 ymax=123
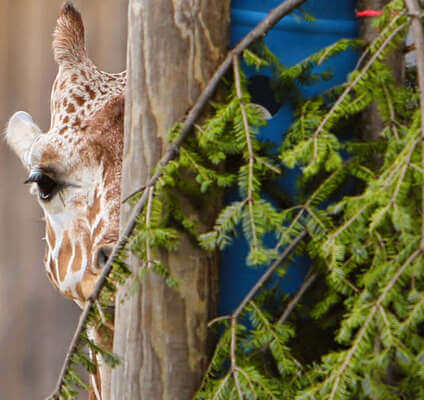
xmin=73 ymin=94 xmax=85 ymax=106
xmin=72 ymin=241 xmax=83 ymax=272
xmin=66 ymin=103 xmax=76 ymax=113
xmin=58 ymin=231 xmax=72 ymax=281
xmin=85 ymin=84 xmax=96 ymax=100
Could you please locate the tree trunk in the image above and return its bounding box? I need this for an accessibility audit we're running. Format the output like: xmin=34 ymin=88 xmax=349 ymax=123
xmin=110 ymin=1 xmax=230 ymax=399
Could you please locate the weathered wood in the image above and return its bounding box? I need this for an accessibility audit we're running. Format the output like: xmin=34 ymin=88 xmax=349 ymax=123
xmin=111 ymin=1 xmax=230 ymax=399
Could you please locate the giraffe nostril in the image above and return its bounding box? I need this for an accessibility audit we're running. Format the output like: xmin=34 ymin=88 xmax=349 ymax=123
xmin=97 ymin=246 xmax=113 ymax=268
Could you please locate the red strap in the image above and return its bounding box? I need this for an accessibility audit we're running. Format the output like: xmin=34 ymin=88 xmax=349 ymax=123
xmin=356 ymin=10 xmax=383 ymax=18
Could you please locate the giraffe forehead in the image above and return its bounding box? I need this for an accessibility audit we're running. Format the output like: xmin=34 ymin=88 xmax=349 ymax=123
xmin=29 ymin=134 xmax=71 ymax=168
xmin=51 ymin=64 xmax=126 ymax=137
xmin=29 ymin=132 xmax=107 ymax=175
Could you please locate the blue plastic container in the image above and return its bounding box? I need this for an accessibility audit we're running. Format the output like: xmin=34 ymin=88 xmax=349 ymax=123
xmin=219 ymin=0 xmax=359 ymax=315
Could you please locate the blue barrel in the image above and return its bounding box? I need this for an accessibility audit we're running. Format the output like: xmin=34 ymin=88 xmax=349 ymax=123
xmin=219 ymin=0 xmax=359 ymax=315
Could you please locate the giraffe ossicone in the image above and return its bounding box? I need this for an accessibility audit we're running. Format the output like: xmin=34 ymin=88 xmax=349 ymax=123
xmin=6 ymin=2 xmax=126 ymax=308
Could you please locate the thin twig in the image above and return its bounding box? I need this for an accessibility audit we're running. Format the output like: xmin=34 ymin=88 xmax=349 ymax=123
xmin=233 ymin=55 xmax=258 ymax=247
xmin=231 ymin=318 xmax=244 ymax=399
xmin=277 ymin=272 xmax=318 ymax=324
xmin=121 ymin=185 xmax=146 ymax=204
xmin=353 ymin=12 xmax=405 ymax=71
xmin=311 ymin=21 xmax=409 ymax=163
xmin=405 ymin=0 xmax=424 ymax=251
xmin=382 ymin=138 xmax=419 ymax=189
xmin=208 ymin=315 xmax=231 ymax=328
xmin=233 ymin=230 xmax=307 ymax=319
xmin=390 ymin=139 xmax=418 ymax=204
xmin=95 ymin=300 xmax=107 ymax=327
xmin=48 ymin=0 xmax=309 ymax=396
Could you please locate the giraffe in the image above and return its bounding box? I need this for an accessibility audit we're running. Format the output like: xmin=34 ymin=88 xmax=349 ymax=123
xmin=6 ymin=3 xmax=125 ymax=399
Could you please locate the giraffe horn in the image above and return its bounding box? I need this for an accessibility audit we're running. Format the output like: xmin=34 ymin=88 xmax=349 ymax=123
xmin=53 ymin=2 xmax=86 ymax=67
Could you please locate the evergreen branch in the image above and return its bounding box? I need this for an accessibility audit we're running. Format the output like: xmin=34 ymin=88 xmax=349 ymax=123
xmin=382 ymin=83 xmax=399 ymax=140
xmin=278 ymin=208 xmax=306 ymax=242
xmin=311 ymin=21 xmax=409 ymax=161
xmin=390 ymin=142 xmax=417 ymax=204
xmin=277 ymin=272 xmax=319 ymax=324
xmin=305 ymin=206 xmax=329 ymax=232
xmin=233 ymin=55 xmax=258 ymax=248
xmin=256 ymin=156 xmax=281 ymax=174
xmin=353 ymin=11 xmax=405 ymax=72
xmin=211 ymin=373 xmax=232 ymax=400
xmin=330 ymin=205 xmax=368 ymax=242
xmin=94 ymin=300 xmax=108 ymax=329
xmin=382 ymin=137 xmax=419 ymax=189
xmin=236 ymin=367 xmax=256 ymax=394
xmin=327 ymin=249 xmax=421 ymax=400
xmin=405 ymin=0 xmax=424 ymax=251
xmin=401 ymin=292 xmax=424 ymax=331
xmin=409 ymin=162 xmax=424 ymax=174
xmin=331 ymin=251 xmax=363 ymax=294
xmin=275 ymin=167 xmax=346 ymax=252
xmin=48 ymin=0 xmax=311 ymax=396
xmin=236 ymin=367 xmax=280 ymax=400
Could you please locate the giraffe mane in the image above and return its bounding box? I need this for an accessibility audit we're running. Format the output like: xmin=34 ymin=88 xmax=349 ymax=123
xmin=53 ymin=2 xmax=86 ymax=67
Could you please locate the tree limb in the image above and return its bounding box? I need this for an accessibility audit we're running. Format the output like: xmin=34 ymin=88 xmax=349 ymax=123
xmin=277 ymin=271 xmax=318 ymax=324
xmin=233 ymin=230 xmax=307 ymax=319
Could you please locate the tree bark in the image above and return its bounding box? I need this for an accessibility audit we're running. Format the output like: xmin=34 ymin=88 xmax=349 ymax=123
xmin=110 ymin=1 xmax=230 ymax=399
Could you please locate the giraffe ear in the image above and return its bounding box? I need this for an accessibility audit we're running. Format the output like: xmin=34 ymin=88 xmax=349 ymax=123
xmin=6 ymin=111 xmax=42 ymax=167
xmin=53 ymin=2 xmax=86 ymax=66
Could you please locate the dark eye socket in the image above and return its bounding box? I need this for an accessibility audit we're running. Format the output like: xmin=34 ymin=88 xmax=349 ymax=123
xmin=25 ymin=170 xmax=60 ymax=201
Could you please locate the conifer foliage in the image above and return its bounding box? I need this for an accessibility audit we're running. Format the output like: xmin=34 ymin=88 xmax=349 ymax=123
xmin=50 ymin=0 xmax=424 ymax=398
xmin=194 ymin=0 xmax=424 ymax=398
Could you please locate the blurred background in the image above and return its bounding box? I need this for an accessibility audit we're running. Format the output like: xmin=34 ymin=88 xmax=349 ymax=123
xmin=0 ymin=1 xmax=127 ymax=398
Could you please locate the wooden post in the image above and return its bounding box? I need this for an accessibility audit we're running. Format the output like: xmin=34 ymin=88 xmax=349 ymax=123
xmin=110 ymin=1 xmax=230 ymax=399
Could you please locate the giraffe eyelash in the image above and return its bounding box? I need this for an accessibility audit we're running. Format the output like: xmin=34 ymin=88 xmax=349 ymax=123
xmin=25 ymin=169 xmax=62 ymax=201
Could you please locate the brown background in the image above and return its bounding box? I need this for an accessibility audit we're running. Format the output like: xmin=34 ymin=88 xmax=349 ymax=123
xmin=0 ymin=1 xmax=127 ymax=398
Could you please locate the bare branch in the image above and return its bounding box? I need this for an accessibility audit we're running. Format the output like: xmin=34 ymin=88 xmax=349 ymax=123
xmin=233 ymin=55 xmax=258 ymax=247
xmin=233 ymin=230 xmax=307 ymax=319
xmin=277 ymin=272 xmax=318 ymax=324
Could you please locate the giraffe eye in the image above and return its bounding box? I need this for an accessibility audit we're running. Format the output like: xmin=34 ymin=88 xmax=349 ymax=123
xmin=25 ymin=170 xmax=60 ymax=201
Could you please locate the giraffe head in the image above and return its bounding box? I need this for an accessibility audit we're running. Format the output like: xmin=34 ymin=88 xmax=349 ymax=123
xmin=6 ymin=2 xmax=126 ymax=306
